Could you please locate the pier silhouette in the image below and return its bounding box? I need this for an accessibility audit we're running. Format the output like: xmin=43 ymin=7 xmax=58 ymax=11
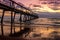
xmin=0 ymin=0 xmax=38 ymax=37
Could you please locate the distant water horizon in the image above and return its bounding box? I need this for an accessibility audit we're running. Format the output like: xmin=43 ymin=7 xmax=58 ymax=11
xmin=37 ymin=12 xmax=60 ymax=18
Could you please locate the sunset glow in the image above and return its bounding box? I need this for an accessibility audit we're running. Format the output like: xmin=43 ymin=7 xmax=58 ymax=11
xmin=14 ymin=0 xmax=60 ymax=12
xmin=0 ymin=0 xmax=60 ymax=39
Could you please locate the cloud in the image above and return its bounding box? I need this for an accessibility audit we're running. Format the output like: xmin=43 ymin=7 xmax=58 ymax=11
xmin=15 ymin=0 xmax=60 ymax=12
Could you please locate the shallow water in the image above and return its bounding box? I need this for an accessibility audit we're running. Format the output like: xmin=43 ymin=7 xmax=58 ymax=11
xmin=0 ymin=18 xmax=60 ymax=39
xmin=0 ymin=10 xmax=60 ymax=39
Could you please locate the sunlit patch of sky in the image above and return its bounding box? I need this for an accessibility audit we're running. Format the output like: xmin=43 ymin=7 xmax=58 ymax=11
xmin=14 ymin=0 xmax=60 ymax=12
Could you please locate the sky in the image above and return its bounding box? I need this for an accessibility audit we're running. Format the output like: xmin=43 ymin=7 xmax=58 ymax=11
xmin=14 ymin=0 xmax=60 ymax=12
xmin=15 ymin=0 xmax=38 ymax=7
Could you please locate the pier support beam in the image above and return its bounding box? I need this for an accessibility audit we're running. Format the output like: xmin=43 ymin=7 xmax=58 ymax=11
xmin=1 ymin=10 xmax=5 ymax=36
xmin=19 ymin=14 xmax=22 ymax=31
xmin=26 ymin=16 xmax=29 ymax=21
xmin=24 ymin=15 xmax=26 ymax=21
xmin=23 ymin=15 xmax=27 ymax=22
xmin=27 ymin=16 xmax=30 ymax=21
xmin=10 ymin=11 xmax=14 ymax=35
xmin=13 ymin=12 xmax=16 ymax=33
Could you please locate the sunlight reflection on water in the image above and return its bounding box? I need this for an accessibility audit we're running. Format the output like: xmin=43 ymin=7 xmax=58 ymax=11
xmin=0 ymin=18 xmax=60 ymax=38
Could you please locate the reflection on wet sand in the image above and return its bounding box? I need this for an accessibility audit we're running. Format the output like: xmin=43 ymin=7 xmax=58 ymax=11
xmin=0 ymin=17 xmax=60 ymax=40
